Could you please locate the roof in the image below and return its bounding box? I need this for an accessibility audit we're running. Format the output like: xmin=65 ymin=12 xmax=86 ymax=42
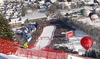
xmin=25 ymin=12 xmax=47 ymax=20
xmin=0 ymin=0 xmax=4 ymax=3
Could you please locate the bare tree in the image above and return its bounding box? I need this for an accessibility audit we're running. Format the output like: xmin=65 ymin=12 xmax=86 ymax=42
xmin=31 ymin=4 xmax=38 ymax=12
xmin=47 ymin=2 xmax=59 ymax=16
xmin=21 ymin=6 xmax=29 ymax=16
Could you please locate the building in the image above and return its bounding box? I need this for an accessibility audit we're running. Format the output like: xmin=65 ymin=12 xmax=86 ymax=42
xmin=0 ymin=0 xmax=4 ymax=3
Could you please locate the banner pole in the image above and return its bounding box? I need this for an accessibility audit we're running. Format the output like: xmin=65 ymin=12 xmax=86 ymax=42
xmin=86 ymin=50 xmax=88 ymax=57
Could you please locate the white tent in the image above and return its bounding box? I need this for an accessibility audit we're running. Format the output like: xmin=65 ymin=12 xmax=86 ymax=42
xmin=84 ymin=0 xmax=94 ymax=4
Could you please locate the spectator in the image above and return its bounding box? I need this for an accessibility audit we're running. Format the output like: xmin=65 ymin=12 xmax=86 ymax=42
xmin=18 ymin=17 xmax=21 ymax=21
xmin=8 ymin=18 xmax=11 ymax=22
xmin=35 ymin=22 xmax=39 ymax=29
xmin=25 ymin=18 xmax=29 ymax=23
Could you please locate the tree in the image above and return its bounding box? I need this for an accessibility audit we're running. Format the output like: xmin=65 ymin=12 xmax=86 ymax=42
xmin=0 ymin=14 xmax=15 ymax=41
xmin=21 ymin=7 xmax=27 ymax=16
xmin=46 ymin=2 xmax=65 ymax=20
xmin=47 ymin=2 xmax=59 ymax=16
xmin=31 ymin=4 xmax=38 ymax=12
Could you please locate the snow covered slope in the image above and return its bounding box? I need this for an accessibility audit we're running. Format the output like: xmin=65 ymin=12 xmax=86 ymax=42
xmin=77 ymin=18 xmax=100 ymax=28
xmin=54 ymin=30 xmax=90 ymax=55
xmin=0 ymin=53 xmax=27 ymax=59
xmin=34 ymin=26 xmax=56 ymax=49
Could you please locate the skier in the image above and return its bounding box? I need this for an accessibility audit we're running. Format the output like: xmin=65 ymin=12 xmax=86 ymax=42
xmin=8 ymin=18 xmax=11 ymax=22
xmin=18 ymin=17 xmax=21 ymax=21
xmin=23 ymin=33 xmax=32 ymax=48
xmin=34 ymin=22 xmax=39 ymax=29
xmin=28 ymin=24 xmax=36 ymax=33
xmin=22 ymin=27 xmax=29 ymax=37
xmin=30 ymin=22 xmax=39 ymax=29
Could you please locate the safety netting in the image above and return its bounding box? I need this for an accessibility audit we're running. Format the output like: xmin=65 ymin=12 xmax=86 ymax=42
xmin=0 ymin=39 xmax=92 ymax=59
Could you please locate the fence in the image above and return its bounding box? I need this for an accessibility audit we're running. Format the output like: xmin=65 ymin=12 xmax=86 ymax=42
xmin=0 ymin=39 xmax=92 ymax=59
xmin=15 ymin=48 xmax=67 ymax=59
xmin=0 ymin=39 xmax=22 ymax=55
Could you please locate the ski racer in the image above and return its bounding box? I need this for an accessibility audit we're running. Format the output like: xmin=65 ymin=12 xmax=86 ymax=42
xmin=23 ymin=33 xmax=32 ymax=48
xmin=28 ymin=24 xmax=36 ymax=33
xmin=22 ymin=27 xmax=29 ymax=36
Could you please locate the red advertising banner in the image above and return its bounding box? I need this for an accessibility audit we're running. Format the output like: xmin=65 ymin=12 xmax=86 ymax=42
xmin=66 ymin=31 xmax=73 ymax=38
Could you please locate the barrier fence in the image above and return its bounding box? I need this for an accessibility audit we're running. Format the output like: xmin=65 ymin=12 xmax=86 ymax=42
xmin=0 ymin=39 xmax=92 ymax=59
xmin=15 ymin=48 xmax=68 ymax=59
xmin=0 ymin=39 xmax=22 ymax=55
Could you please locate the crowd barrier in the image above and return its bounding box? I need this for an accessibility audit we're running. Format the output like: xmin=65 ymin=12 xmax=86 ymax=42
xmin=0 ymin=39 xmax=22 ymax=55
xmin=15 ymin=48 xmax=67 ymax=59
xmin=0 ymin=39 xmax=92 ymax=59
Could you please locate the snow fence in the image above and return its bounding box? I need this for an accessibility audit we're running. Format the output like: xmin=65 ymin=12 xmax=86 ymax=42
xmin=0 ymin=39 xmax=22 ymax=55
xmin=0 ymin=39 xmax=93 ymax=59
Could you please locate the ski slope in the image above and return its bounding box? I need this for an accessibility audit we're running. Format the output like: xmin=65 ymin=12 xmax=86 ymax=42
xmin=0 ymin=53 xmax=27 ymax=59
xmin=77 ymin=17 xmax=100 ymax=28
xmin=33 ymin=26 xmax=56 ymax=49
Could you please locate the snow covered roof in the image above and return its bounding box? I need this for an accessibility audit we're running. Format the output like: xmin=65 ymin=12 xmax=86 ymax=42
xmin=27 ymin=10 xmax=33 ymax=13
xmin=9 ymin=17 xmax=26 ymax=24
xmin=0 ymin=0 xmax=3 ymax=3
xmin=39 ymin=1 xmax=45 ymax=4
xmin=51 ymin=0 xmax=57 ymax=3
xmin=78 ymin=18 xmax=100 ymax=28
xmin=25 ymin=12 xmax=47 ymax=20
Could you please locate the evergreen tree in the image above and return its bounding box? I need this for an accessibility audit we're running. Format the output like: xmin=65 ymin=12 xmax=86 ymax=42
xmin=0 ymin=14 xmax=15 ymax=41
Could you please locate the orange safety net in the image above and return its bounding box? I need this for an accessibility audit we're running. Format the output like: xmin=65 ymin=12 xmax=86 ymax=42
xmin=0 ymin=39 xmax=22 ymax=55
xmin=0 ymin=39 xmax=92 ymax=59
